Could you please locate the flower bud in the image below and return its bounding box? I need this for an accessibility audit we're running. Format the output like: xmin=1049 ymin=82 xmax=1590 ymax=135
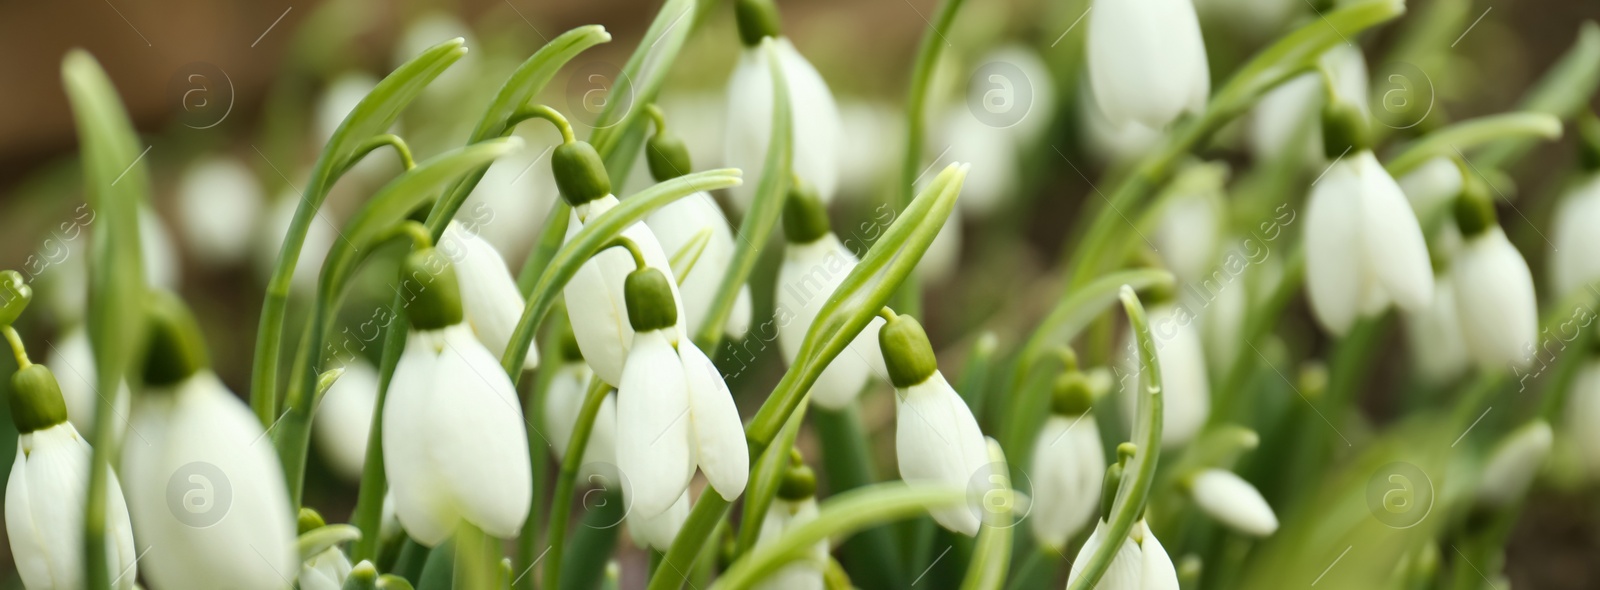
xmin=734 ymin=0 xmax=781 ymax=47
xmin=777 ymin=450 xmax=817 ymax=501
xmin=880 ymin=314 xmax=937 ymax=388
xmin=552 ymin=140 xmax=612 ymax=206
xmin=400 ymin=247 xmax=463 ymax=331
xmin=142 ymin=289 xmax=210 ymax=386
xmin=782 ymin=178 xmax=831 ymax=244
xmin=10 ymin=364 xmax=67 ymax=433
xmin=624 ymin=267 xmax=679 ymax=333
xmin=646 ymin=133 xmax=692 ymax=182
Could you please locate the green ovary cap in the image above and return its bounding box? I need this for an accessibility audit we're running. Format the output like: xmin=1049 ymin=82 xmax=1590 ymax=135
xmin=401 ymin=247 xmax=464 ymax=331
xmin=553 ymin=141 xmax=612 ymax=206
xmin=1454 ymin=176 xmax=1498 ymax=238
xmin=624 ymin=268 xmax=678 ymax=333
xmin=1051 ymin=371 xmax=1094 ymax=416
xmin=782 ymin=178 xmax=831 ymax=244
xmin=734 ymin=0 xmax=781 ymax=47
xmin=880 ymin=314 xmax=938 ymax=388
xmin=1320 ymin=99 xmax=1370 ymax=159
xmin=142 ymin=289 xmax=211 ymax=387
xmin=10 ymin=364 xmax=67 ymax=433
xmin=646 ymin=133 xmax=692 ymax=182
xmin=777 ymin=462 xmax=817 ymax=501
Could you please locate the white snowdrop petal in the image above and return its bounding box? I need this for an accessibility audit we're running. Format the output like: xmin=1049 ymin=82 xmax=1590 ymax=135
xmin=681 ymin=341 xmax=749 ymax=501
xmin=544 ymin=362 xmax=592 ymax=460
xmin=646 ymin=192 xmax=750 ymax=339
xmin=1397 ymin=156 xmax=1465 ymax=219
xmin=7 ymin=424 xmax=137 ymax=589
xmin=1028 ymin=416 xmax=1104 ymax=551
xmin=1355 ymin=151 xmax=1434 ymax=311
xmin=47 ymin=325 xmax=130 ymax=440
xmin=1321 ymin=44 xmax=1370 ymax=118
xmin=776 ymin=234 xmax=881 ymax=408
xmin=1452 ymin=228 xmax=1538 ymax=368
xmin=1549 ymin=174 xmax=1600 ymax=297
xmin=617 ymin=331 xmax=695 ymax=518
xmin=1067 ymin=521 xmax=1144 ymax=589
xmin=442 ymin=222 xmax=539 ymax=370
xmin=628 ymin=490 xmax=689 ymax=551
xmin=1139 ymin=525 xmax=1182 ymax=590
xmin=383 ymin=331 xmax=462 ymax=546
xmin=725 ymin=40 xmax=841 ymax=211
xmin=429 ymin=327 xmax=534 ymax=539
xmin=1304 ymin=158 xmax=1366 ymax=335
xmin=1154 ymin=190 xmax=1222 ymax=284
xmin=1477 ymin=421 xmax=1553 ymax=506
xmin=1403 ymin=274 xmax=1471 ymax=385
xmin=564 ymin=196 xmax=686 ymax=386
xmin=895 ymin=373 xmax=988 ymax=536
xmin=1191 ymin=469 xmax=1278 ymax=536
xmin=1086 ymin=0 xmax=1209 ymax=128
xmin=1248 ymin=72 xmax=1323 ymax=169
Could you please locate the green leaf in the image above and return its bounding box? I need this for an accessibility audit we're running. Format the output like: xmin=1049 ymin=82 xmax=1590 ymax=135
xmin=1065 ymin=287 xmax=1164 ymax=590
xmin=693 ymin=38 xmax=793 ymax=351
xmin=299 ymin=524 xmax=362 ymax=561
xmin=589 ymin=0 xmax=699 ymax=180
xmin=427 ymin=26 xmax=612 ymax=237
xmin=736 ymin=401 xmax=810 ymax=557
xmin=1385 ymin=112 xmax=1562 ymax=177
xmin=710 ymin=483 xmax=967 ymax=590
xmin=252 ymin=37 xmax=468 ymax=427
xmin=61 ymin=48 xmax=150 ymax=590
xmin=499 ymin=168 xmax=744 ymax=376
xmin=960 ymin=439 xmax=1014 ymax=590
xmin=1476 ymin=21 xmax=1600 ymax=169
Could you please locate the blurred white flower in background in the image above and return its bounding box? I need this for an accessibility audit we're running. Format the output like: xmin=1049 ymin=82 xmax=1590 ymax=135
xmin=1122 ymin=302 xmax=1210 ymax=449
xmin=1402 ymin=272 xmax=1472 ymax=385
xmin=176 ymin=155 xmax=265 ymax=267
xmin=752 ymin=497 xmax=827 ymax=590
xmin=1189 ymin=468 xmax=1278 ymax=537
xmin=46 ymin=324 xmax=130 ymax=441
xmin=312 ymin=358 xmax=379 ymax=482
xmin=1068 ymin=520 xmax=1180 ymax=590
xmin=1451 ymin=225 xmax=1537 ymax=369
xmin=256 ymin=189 xmax=336 ymax=297
xmin=1548 ymin=173 xmax=1600 ymax=297
xmin=1086 ymin=0 xmax=1209 ymax=129
xmin=1476 ymin=420 xmax=1553 ymax=507
xmin=440 ymin=221 xmax=539 ymax=370
xmin=1030 ymin=406 xmax=1104 ymax=552
xmin=458 ymin=126 xmax=562 ymax=262
xmin=835 ymin=100 xmax=902 ymax=201
xmin=1247 ymin=72 xmax=1324 ymax=170
xmin=647 ymin=191 xmax=754 ymax=340
xmin=544 ymin=359 xmax=617 ymax=481
xmin=725 ymin=36 xmax=841 ymax=212
xmin=1080 ymin=82 xmax=1162 ymax=167
xmin=298 ymin=545 xmax=353 ymax=590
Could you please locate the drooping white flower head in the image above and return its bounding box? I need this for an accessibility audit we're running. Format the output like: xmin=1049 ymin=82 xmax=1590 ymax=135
xmin=1402 ymin=272 xmax=1471 ymax=385
xmin=1248 ymin=72 xmax=1324 ymax=169
xmin=1080 ymin=82 xmax=1162 ymax=167
xmin=1564 ymin=360 xmax=1600 ymax=478
xmin=1397 ymin=157 xmax=1466 ymax=224
xmin=1086 ymin=0 xmax=1209 ymax=129
xmin=563 ymin=193 xmax=685 ymax=387
xmin=1067 ymin=520 xmax=1180 ymax=590
xmin=647 ymin=191 xmax=754 ymax=340
xmin=46 ymin=324 xmax=130 ymax=441
xmin=615 ymin=265 xmax=748 ymax=519
xmin=724 ymin=1 xmax=841 ymax=212
xmin=6 ymin=364 xmax=136 ymax=590
xmin=883 ymin=313 xmax=989 ymax=536
xmin=1122 ymin=302 xmax=1210 ymax=449
xmin=1451 ymin=226 xmax=1537 ymax=369
xmin=1189 ymin=468 xmax=1278 ymax=537
xmin=1475 ymin=420 xmax=1552 ymax=507
xmin=176 ymin=155 xmax=265 ymax=267
xmin=382 ymin=245 xmax=532 ymax=546
xmin=1151 ymin=166 xmax=1226 ymax=285
xmin=298 ymin=546 xmax=354 ymax=590
xmin=312 ymin=358 xmax=379 ymax=482
xmin=1548 ymin=174 xmax=1600 ymax=297
xmin=543 ymin=351 xmax=618 ymax=482
xmin=1304 ymin=150 xmax=1435 ymax=335
xmin=123 ymin=371 xmax=297 ymax=590
xmin=1029 ymin=369 xmax=1105 ymax=552
xmin=439 ymin=221 xmax=539 ymax=370
xmin=776 ymin=184 xmax=886 ymax=408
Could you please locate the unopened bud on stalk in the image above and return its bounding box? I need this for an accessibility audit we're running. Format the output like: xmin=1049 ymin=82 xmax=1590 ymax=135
xmin=0 ymin=269 xmax=32 ymax=326
xmin=777 ymin=449 xmax=817 ymax=501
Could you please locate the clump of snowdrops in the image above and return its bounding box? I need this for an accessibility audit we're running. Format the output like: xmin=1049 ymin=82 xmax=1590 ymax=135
xmin=5 ymin=0 xmax=1600 ymax=588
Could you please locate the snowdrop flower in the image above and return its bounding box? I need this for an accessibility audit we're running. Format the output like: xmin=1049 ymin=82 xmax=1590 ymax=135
xmin=1449 ymin=188 xmax=1538 ymax=369
xmin=1564 ymin=359 xmax=1600 ymax=477
xmin=1122 ymin=297 xmax=1210 ymax=449
xmin=615 ymin=262 xmax=748 ymax=520
xmin=316 ymin=72 xmax=380 ymax=148
xmin=1080 ymin=83 xmax=1162 ymax=167
xmin=1548 ymin=173 xmax=1600 ymax=297
xmin=724 ymin=0 xmax=842 ymax=211
xmin=5 ymin=363 xmax=136 ymax=590
xmin=46 ymin=324 xmax=130 ymax=441
xmin=438 ymin=221 xmax=539 ymax=370
xmin=1475 ymin=420 xmax=1552 ymax=507
xmin=628 ymin=491 xmax=690 ymax=552
xmin=883 ymin=311 xmax=989 ymax=536
xmin=298 ymin=546 xmax=353 ymax=590
xmin=643 ymin=123 xmax=753 ymax=340
xmin=1086 ymin=0 xmax=1209 ymax=129
xmin=1188 ymin=469 xmax=1278 ymax=536
xmin=753 ymin=451 xmax=827 ymax=590
xmin=312 ymin=358 xmax=378 ymax=482
xmin=937 ymin=106 xmax=1017 ymax=218
xmin=1151 ymin=166 xmax=1226 ymax=285
xmin=556 ymin=139 xmax=686 ymax=387
xmin=176 ymin=155 xmax=265 ymax=267
xmin=1067 ymin=520 xmax=1180 ymax=590
xmin=1304 ymin=151 xmax=1434 ymax=336
xmin=122 ymin=293 xmax=295 ymax=590
xmin=1248 ymin=72 xmax=1323 ymax=169
xmin=1029 ymin=366 xmax=1105 ymax=552
xmin=1402 ymin=272 xmax=1471 ymax=385
xmin=543 ymin=337 xmax=618 ymax=481
xmin=382 ymin=245 xmax=532 ymax=546
xmin=776 ymin=183 xmax=886 ymax=409
xmin=1397 ymin=156 xmax=1466 ymax=225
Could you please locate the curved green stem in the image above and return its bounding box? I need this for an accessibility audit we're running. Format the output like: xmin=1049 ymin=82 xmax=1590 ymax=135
xmin=1066 ymin=287 xmax=1164 ymax=590
xmin=544 ymin=378 xmax=612 ymax=590
xmin=710 ymin=483 xmax=967 ymax=590
xmin=645 ymin=103 xmax=668 ymax=135
xmin=513 ymin=104 xmax=577 ymax=145
xmin=604 ymin=236 xmax=648 ymax=271
xmin=347 ymin=134 xmax=417 ymax=173
xmin=3 ymin=325 xmax=30 ymax=368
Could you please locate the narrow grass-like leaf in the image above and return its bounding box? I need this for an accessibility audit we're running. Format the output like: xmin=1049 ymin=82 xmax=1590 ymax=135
xmin=1386 ymin=112 xmax=1562 ymax=177
xmin=736 ymin=401 xmax=810 ymax=557
xmin=960 ymin=439 xmax=1014 ymax=590
xmin=589 ymin=0 xmax=698 ymax=180
xmin=299 ymin=524 xmax=362 ymax=561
